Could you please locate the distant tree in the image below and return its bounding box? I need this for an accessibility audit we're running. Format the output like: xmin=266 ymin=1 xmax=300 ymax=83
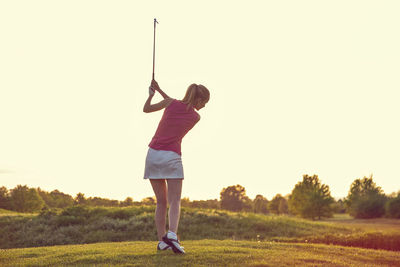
xmin=85 ymin=196 xmax=119 ymax=207
xmin=87 ymin=197 xmax=103 ymax=206
xmin=0 ymin=186 xmax=11 ymax=210
xmin=288 ymin=174 xmax=334 ymax=220
xmin=142 ymin=197 xmax=156 ymax=205
xmin=220 ymin=184 xmax=251 ymax=212
xmin=191 ymin=199 xmax=220 ymax=209
xmin=10 ymin=185 xmax=45 ymax=212
xmin=387 ymin=191 xmax=399 ymax=199
xmin=331 ymin=198 xmax=346 ymax=214
xmin=181 ymin=197 xmax=191 ymax=207
xmin=268 ymin=194 xmax=280 ymax=214
xmin=242 ymin=199 xmax=253 ymax=212
xmin=109 ymin=200 xmax=120 ymax=206
xmin=268 ymin=194 xmax=288 ymax=215
xmin=74 ymin=193 xmax=87 ymax=205
xmin=278 ymin=196 xmax=289 ymax=214
xmin=180 ymin=197 xmax=221 ymax=210
xmin=36 ymin=187 xmax=51 ymax=208
xmin=208 ymin=199 xmax=221 ymax=209
xmin=253 ymin=194 xmax=269 ymax=214
xmin=385 ymin=192 xmax=400 ymax=218
xmin=50 ymin=190 xmax=74 ymax=208
xmin=120 ymin=197 xmax=134 ymax=207
xmin=37 ymin=188 xmax=74 ymax=208
xmin=345 ymin=175 xmax=387 ymax=219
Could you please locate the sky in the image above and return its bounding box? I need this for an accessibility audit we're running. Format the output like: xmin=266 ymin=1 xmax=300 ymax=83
xmin=1 ymin=1 xmax=399 ymax=202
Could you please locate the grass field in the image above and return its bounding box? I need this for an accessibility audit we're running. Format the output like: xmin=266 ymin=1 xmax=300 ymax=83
xmin=1 ymin=208 xmax=400 ymax=266
xmin=1 ymin=240 xmax=400 ymax=267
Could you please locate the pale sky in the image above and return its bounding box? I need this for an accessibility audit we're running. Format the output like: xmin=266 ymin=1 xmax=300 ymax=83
xmin=1 ymin=1 xmax=399 ymax=202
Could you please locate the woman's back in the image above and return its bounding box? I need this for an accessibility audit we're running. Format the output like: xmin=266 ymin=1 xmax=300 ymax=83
xmin=149 ymin=99 xmax=200 ymax=155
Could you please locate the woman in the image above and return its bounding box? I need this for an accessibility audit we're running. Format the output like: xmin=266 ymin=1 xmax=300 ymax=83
xmin=143 ymin=79 xmax=210 ymax=254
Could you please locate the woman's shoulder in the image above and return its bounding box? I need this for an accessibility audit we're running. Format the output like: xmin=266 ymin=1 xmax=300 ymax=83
xmin=165 ymin=98 xmax=188 ymax=111
xmin=164 ymin=98 xmax=175 ymax=107
xmin=170 ymin=99 xmax=188 ymax=108
xmin=168 ymin=99 xmax=197 ymax=115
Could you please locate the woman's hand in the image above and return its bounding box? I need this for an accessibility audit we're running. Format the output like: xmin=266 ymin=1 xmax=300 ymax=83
xmin=148 ymin=79 xmax=158 ymax=97
xmin=150 ymin=79 xmax=171 ymax=100
xmin=150 ymin=79 xmax=161 ymax=92
xmin=149 ymin=86 xmax=155 ymax=97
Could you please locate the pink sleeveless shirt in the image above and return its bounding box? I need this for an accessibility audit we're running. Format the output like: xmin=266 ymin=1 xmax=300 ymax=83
xmin=149 ymin=99 xmax=200 ymax=155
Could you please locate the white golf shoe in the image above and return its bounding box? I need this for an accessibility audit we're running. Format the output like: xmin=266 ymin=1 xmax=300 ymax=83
xmin=157 ymin=241 xmax=172 ymax=251
xmin=162 ymin=231 xmax=185 ymax=254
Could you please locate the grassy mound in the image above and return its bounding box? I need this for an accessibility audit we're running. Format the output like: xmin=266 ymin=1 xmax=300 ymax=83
xmin=0 ymin=205 xmax=351 ymax=249
xmin=2 ymin=206 xmax=399 ymax=251
xmin=179 ymin=208 xmax=351 ymax=240
xmin=1 ymin=240 xmax=400 ymax=267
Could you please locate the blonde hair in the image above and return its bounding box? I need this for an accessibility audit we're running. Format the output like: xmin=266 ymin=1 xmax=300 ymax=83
xmin=181 ymin=83 xmax=210 ymax=109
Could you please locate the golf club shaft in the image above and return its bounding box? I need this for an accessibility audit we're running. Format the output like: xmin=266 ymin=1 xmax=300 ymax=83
xmin=152 ymin=18 xmax=158 ymax=80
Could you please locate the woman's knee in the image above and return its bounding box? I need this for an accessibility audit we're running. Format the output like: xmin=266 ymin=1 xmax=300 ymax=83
xmin=167 ymin=179 xmax=183 ymax=200
xmin=168 ymin=197 xmax=181 ymax=206
xmin=157 ymin=198 xmax=168 ymax=208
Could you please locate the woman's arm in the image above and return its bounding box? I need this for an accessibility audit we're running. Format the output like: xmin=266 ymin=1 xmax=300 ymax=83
xmin=143 ymin=98 xmax=174 ymax=113
xmin=143 ymin=85 xmax=173 ymax=113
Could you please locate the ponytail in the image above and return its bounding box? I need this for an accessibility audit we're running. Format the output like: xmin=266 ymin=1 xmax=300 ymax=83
xmin=182 ymin=83 xmax=210 ymax=110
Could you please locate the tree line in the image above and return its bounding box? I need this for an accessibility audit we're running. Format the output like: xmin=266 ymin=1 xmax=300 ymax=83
xmin=0 ymin=186 xmax=137 ymax=212
xmin=217 ymin=174 xmax=400 ymax=220
xmin=1 ymin=174 xmax=399 ymax=220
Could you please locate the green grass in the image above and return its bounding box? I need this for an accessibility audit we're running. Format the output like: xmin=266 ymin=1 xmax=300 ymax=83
xmin=0 ymin=208 xmax=36 ymax=217
xmin=1 ymin=240 xmax=399 ymax=266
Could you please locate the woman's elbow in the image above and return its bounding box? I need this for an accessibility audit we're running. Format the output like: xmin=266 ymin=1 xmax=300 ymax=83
xmin=143 ymin=106 xmax=153 ymax=113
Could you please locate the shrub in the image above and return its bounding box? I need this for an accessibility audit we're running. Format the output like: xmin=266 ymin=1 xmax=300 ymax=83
xmin=55 ymin=215 xmax=85 ymax=227
xmin=61 ymin=205 xmax=90 ymax=218
xmin=39 ymin=209 xmax=58 ymax=219
xmin=106 ymin=209 xmax=134 ymax=220
xmin=89 ymin=207 xmax=109 ymax=218
xmin=385 ymin=195 xmax=400 ymax=218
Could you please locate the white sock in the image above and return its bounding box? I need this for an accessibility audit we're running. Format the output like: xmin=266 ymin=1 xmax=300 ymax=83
xmin=168 ymin=230 xmax=177 ymax=238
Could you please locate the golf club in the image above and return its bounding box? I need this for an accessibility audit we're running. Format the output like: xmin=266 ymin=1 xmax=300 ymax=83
xmin=152 ymin=18 xmax=159 ymax=80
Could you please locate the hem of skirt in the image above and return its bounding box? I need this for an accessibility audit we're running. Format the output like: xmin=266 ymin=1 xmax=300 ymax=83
xmin=148 ymin=146 xmax=182 ymax=157
xmin=144 ymin=177 xmax=184 ymax=179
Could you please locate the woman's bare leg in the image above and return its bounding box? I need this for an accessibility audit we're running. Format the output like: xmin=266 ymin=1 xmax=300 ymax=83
xmin=150 ymin=179 xmax=168 ymax=241
xmin=167 ymin=179 xmax=183 ymax=234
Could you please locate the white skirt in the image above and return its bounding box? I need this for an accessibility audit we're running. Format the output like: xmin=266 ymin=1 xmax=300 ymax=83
xmin=144 ymin=148 xmax=184 ymax=179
